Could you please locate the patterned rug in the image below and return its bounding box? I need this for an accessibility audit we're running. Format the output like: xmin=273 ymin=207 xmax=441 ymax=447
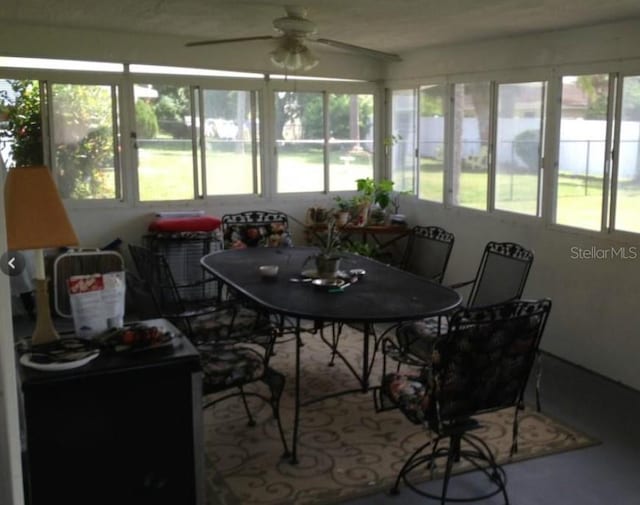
xmin=203 ymin=326 xmax=597 ymax=505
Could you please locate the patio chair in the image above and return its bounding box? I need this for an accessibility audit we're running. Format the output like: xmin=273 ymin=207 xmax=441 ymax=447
xmin=389 ymin=241 xmax=536 ymax=402
xmin=377 ymin=298 xmax=551 ymax=503
xmin=127 ymin=244 xmax=289 ymax=456
xmin=399 ymin=225 xmax=455 ymax=284
xmin=221 ymin=210 xmax=292 ymax=249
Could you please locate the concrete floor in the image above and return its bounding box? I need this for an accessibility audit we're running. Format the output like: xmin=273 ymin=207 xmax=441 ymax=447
xmin=345 ymin=353 xmax=640 ymax=505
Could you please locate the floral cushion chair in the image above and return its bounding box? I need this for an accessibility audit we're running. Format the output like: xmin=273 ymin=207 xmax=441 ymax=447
xmin=222 ymin=210 xmax=293 ymax=250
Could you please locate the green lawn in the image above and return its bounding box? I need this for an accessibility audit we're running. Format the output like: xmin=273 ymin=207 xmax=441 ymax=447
xmin=131 ymin=147 xmax=640 ymax=233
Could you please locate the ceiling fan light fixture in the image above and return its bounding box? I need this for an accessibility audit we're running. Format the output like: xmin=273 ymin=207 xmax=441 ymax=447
xmin=270 ymin=41 xmax=318 ymax=72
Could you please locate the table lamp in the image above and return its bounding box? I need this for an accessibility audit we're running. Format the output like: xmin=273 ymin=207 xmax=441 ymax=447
xmin=4 ymin=166 xmax=79 ymax=346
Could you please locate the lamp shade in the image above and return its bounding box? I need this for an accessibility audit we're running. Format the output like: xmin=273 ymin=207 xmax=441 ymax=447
xmin=4 ymin=166 xmax=79 ymax=250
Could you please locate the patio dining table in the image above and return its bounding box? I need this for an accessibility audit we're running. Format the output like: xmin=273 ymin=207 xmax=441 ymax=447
xmin=201 ymin=247 xmax=461 ymax=463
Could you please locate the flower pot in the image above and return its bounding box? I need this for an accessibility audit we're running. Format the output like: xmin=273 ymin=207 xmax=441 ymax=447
xmin=335 ymin=211 xmax=350 ymax=227
xmin=315 ymin=255 xmax=341 ymax=278
xmin=352 ymin=203 xmax=370 ymax=227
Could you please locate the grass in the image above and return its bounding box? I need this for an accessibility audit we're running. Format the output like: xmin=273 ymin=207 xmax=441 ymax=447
xmin=111 ymin=146 xmax=640 ymax=233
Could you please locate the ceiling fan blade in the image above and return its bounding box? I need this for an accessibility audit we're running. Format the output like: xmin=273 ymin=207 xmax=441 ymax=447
xmin=186 ymin=35 xmax=276 ymax=48
xmin=313 ymin=38 xmax=402 ymax=62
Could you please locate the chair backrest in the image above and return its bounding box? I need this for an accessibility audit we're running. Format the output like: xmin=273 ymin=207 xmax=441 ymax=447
xmin=128 ymin=244 xmax=185 ymax=317
xmin=433 ymin=298 xmax=551 ymax=424
xmin=221 ymin=210 xmax=292 ymax=249
xmin=400 ymin=225 xmax=455 ymax=284
xmin=467 ymin=241 xmax=533 ymax=308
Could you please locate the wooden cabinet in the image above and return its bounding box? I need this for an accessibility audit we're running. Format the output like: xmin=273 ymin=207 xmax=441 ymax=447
xmin=19 ymin=322 xmax=203 ymax=505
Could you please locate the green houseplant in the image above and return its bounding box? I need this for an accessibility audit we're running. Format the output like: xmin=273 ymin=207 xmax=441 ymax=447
xmin=303 ymin=216 xmax=343 ymax=277
xmin=355 ymin=177 xmax=395 ymax=225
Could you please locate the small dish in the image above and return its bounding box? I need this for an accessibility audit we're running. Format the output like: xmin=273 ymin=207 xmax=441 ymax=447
xmin=259 ymin=265 xmax=279 ymax=278
xmin=311 ymin=278 xmax=345 ymax=290
xmin=302 ymin=269 xmax=348 ymax=279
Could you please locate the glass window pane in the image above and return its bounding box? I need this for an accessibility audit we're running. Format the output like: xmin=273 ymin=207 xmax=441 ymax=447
xmin=390 ymin=89 xmax=416 ymax=193
xmin=452 ymin=82 xmax=490 ymax=210
xmin=203 ymin=89 xmax=258 ymax=196
xmin=555 ymin=75 xmax=608 ymax=230
xmin=275 ymin=91 xmax=324 ymax=193
xmin=495 ymin=82 xmax=545 ymax=215
xmin=418 ymin=85 xmax=446 ymax=202
xmin=328 ymin=93 xmax=374 ymax=191
xmin=135 ymin=84 xmax=194 ymax=201
xmin=0 ymin=79 xmax=43 ymax=170
xmin=615 ymin=75 xmax=640 ymax=234
xmin=51 ymin=83 xmax=117 ymax=200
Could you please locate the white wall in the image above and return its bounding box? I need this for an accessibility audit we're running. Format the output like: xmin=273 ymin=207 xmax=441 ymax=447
xmin=386 ymin=18 xmax=640 ymax=390
xmin=0 ymin=173 xmax=25 ymax=505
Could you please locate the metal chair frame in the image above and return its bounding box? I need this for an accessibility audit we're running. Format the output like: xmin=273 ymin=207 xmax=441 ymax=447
xmin=379 ymin=299 xmax=552 ymax=504
xmin=400 ymin=225 xmax=455 ymax=284
xmin=128 ymin=244 xmax=290 ymax=457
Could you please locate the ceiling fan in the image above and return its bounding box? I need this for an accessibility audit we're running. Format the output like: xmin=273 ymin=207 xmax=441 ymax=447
xmin=186 ymin=5 xmax=402 ymax=72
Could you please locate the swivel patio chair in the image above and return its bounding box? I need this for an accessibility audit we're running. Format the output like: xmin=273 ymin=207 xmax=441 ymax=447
xmin=128 ymin=244 xmax=289 ymax=456
xmin=377 ymin=298 xmax=551 ymax=503
xmin=389 ymin=241 xmax=534 ymax=379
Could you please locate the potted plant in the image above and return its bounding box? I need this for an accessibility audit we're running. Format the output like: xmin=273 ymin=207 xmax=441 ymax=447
xmin=333 ymin=196 xmax=352 ymax=226
xmin=305 ymin=217 xmax=343 ymax=277
xmin=355 ymin=177 xmax=395 ymax=225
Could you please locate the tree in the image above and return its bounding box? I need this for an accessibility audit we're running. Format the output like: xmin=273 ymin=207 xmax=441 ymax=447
xmin=50 ymin=84 xmax=115 ymax=198
xmin=1 ymin=80 xmax=116 ymax=198
xmin=0 ymin=80 xmax=43 ymax=167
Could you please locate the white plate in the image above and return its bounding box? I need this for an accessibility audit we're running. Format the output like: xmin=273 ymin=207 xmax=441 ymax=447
xmin=20 ymin=350 xmax=100 ymax=372
xmin=311 ymin=278 xmax=346 ymax=289
xmin=301 ymin=269 xmax=348 ymax=279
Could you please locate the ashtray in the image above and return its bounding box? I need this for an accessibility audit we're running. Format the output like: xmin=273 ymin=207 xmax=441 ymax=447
xmin=311 ymin=278 xmax=345 ymax=290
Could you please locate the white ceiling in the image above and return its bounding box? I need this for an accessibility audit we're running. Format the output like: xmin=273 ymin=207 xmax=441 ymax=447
xmin=3 ymin=0 xmax=640 ymax=58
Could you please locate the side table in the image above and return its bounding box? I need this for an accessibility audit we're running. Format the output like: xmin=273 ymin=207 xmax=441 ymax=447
xmin=19 ymin=319 xmax=203 ymax=505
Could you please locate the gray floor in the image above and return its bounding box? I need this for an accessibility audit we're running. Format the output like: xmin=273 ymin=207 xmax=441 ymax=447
xmin=345 ymin=353 xmax=640 ymax=505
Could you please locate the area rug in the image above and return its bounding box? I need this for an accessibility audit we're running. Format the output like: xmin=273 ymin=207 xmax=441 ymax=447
xmin=203 ymin=326 xmax=597 ymax=505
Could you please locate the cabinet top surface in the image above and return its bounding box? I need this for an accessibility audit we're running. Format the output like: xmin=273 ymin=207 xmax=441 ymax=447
xmin=18 ymin=318 xmax=200 ymax=386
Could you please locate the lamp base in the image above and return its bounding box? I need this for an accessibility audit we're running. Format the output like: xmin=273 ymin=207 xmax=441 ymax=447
xmin=31 ymin=278 xmax=60 ymax=346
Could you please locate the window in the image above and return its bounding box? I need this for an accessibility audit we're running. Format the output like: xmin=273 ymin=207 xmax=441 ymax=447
xmin=1 ymin=78 xmax=121 ymax=201
xmin=451 ymin=82 xmax=491 ymax=210
xmin=555 ymin=75 xmax=610 ymax=230
xmin=495 ymin=81 xmax=545 ymax=216
xmin=418 ymin=84 xmax=446 ymax=202
xmin=50 ymin=83 xmax=120 ymax=200
xmin=328 ymin=93 xmax=374 ymax=191
xmin=275 ymin=91 xmax=324 ymax=193
xmin=0 ymin=79 xmax=42 ymax=170
xmin=614 ymin=75 xmax=640 ymax=234
xmin=134 ymin=84 xmax=196 ymax=201
xmin=275 ymin=90 xmax=374 ymax=193
xmin=390 ymin=89 xmax=416 ymax=193
xmin=202 ymin=89 xmax=260 ymax=196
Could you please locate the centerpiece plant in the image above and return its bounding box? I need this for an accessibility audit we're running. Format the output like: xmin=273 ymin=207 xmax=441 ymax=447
xmin=309 ymin=216 xmax=343 ymax=277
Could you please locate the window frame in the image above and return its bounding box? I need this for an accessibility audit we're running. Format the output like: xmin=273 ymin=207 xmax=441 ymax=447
xmin=269 ymin=79 xmax=380 ymax=197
